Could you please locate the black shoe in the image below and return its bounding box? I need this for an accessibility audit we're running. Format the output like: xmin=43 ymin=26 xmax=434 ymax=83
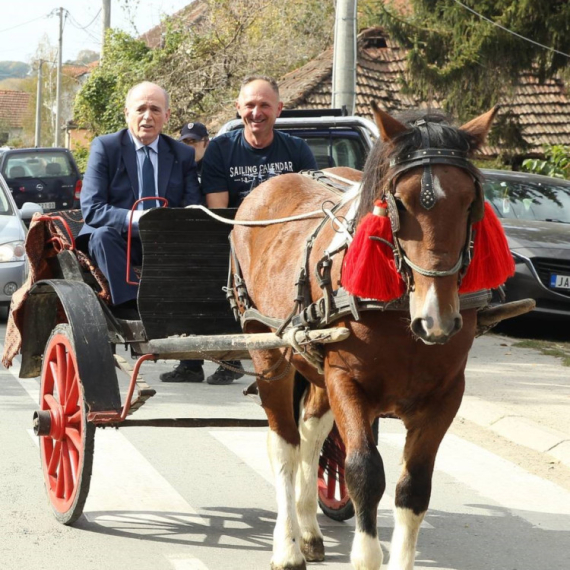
xmin=206 ymin=362 xmax=244 ymax=385
xmin=110 ymin=300 xmax=140 ymax=320
xmin=160 ymin=364 xmax=205 ymax=383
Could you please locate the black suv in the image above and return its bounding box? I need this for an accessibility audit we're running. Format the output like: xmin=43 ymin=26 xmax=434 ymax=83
xmin=0 ymin=147 xmax=82 ymax=212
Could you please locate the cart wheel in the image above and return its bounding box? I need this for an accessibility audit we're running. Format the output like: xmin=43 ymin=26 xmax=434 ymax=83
xmin=36 ymin=324 xmax=95 ymax=525
xmin=317 ymin=423 xmax=354 ymax=521
xmin=318 ymin=419 xmax=380 ymax=521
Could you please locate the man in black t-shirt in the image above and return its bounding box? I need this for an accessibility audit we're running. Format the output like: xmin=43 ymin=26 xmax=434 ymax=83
xmin=202 ymin=75 xmax=317 ymax=209
xmin=197 ymin=75 xmax=317 ymax=385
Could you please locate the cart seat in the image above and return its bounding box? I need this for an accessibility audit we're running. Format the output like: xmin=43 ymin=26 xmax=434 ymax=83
xmin=137 ymin=207 xmax=241 ymax=340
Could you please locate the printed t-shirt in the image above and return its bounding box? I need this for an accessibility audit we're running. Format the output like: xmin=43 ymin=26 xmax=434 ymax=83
xmin=201 ymin=129 xmax=318 ymax=207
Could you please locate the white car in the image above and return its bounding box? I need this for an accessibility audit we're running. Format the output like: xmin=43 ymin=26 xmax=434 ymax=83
xmin=0 ymin=174 xmax=42 ymax=311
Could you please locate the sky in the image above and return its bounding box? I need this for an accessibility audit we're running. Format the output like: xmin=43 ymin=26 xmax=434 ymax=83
xmin=0 ymin=0 xmax=193 ymax=64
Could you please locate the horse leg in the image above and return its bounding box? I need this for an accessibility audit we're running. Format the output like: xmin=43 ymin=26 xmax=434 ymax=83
xmin=295 ymin=383 xmax=334 ymax=562
xmin=253 ymin=350 xmax=306 ymax=570
xmin=388 ymin=382 xmax=464 ymax=570
xmin=328 ymin=377 xmax=385 ymax=570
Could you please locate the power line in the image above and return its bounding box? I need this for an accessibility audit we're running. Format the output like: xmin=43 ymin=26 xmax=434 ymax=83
xmin=68 ymin=9 xmax=102 ymax=31
xmin=67 ymin=10 xmax=102 ymax=43
xmin=452 ymin=0 xmax=570 ymax=59
xmin=0 ymin=14 xmax=50 ymax=34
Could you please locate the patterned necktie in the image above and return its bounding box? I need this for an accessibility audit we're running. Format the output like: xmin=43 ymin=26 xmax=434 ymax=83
xmin=141 ymin=146 xmax=156 ymax=209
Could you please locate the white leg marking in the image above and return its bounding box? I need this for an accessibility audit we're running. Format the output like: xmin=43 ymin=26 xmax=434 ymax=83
xmin=387 ymin=506 xmax=425 ymax=570
xmin=267 ymin=430 xmax=304 ymax=569
xmin=351 ymin=530 xmax=383 ymax=570
xmin=296 ymin=409 xmax=334 ymax=549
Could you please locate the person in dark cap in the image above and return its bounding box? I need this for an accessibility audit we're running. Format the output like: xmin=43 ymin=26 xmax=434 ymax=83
xmin=159 ymin=121 xmax=210 ymax=383
xmin=178 ymin=122 xmax=209 ymax=178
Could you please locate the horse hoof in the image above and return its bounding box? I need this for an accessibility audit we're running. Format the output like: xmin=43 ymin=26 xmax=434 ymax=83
xmin=301 ymin=537 xmax=325 ymax=562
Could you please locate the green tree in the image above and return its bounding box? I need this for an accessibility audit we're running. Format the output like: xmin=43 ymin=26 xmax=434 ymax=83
xmin=74 ymin=0 xmax=336 ymax=135
xmin=521 ymin=145 xmax=570 ymax=179
xmin=373 ymin=0 xmax=570 ymax=121
xmin=74 ymin=30 xmax=153 ymax=135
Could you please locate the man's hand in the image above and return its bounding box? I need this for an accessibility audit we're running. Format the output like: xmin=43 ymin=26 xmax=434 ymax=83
xmin=206 ymin=192 xmax=230 ymax=209
xmin=127 ymin=209 xmax=147 ymax=236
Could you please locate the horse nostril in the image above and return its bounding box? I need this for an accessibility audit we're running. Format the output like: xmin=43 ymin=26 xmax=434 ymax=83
xmin=411 ymin=318 xmax=425 ymax=338
xmin=453 ymin=315 xmax=463 ymax=334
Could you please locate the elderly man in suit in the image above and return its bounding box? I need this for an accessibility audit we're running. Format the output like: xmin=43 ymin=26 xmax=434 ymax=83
xmin=79 ymin=81 xmax=200 ymax=320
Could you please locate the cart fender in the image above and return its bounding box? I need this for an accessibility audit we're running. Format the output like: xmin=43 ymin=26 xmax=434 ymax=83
xmin=20 ymin=279 xmax=121 ymax=413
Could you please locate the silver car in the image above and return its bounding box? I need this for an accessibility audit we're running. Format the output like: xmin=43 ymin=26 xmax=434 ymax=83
xmin=0 ymin=174 xmax=42 ymax=310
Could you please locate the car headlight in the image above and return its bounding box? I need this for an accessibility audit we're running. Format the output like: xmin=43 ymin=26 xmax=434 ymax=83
xmin=0 ymin=241 xmax=26 ymax=262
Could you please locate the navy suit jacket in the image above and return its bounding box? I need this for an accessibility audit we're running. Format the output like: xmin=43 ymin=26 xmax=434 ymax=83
xmin=79 ymin=129 xmax=200 ymax=238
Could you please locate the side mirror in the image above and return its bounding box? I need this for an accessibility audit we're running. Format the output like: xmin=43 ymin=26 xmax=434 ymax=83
xmin=20 ymin=202 xmax=43 ymax=220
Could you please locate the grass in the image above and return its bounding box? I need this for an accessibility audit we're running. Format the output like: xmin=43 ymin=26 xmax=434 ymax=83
xmin=512 ymin=339 xmax=570 ymax=367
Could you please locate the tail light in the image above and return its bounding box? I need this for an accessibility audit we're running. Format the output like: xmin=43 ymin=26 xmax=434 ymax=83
xmin=74 ymin=179 xmax=82 ymax=201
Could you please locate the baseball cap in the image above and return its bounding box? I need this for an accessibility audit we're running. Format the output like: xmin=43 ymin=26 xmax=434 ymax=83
xmin=179 ymin=122 xmax=209 ymax=142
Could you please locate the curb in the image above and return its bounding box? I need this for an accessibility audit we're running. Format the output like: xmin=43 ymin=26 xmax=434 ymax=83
xmin=458 ymin=395 xmax=570 ymax=469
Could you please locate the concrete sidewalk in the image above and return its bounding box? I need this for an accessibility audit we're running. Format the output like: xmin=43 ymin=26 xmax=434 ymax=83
xmin=460 ymin=332 xmax=570 ymax=468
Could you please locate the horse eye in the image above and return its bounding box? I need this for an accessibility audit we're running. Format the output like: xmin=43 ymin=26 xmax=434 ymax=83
xmin=395 ymin=199 xmax=406 ymax=212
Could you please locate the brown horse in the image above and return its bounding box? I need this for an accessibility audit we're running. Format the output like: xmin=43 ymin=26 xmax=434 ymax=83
xmin=231 ymin=104 xmax=498 ymax=570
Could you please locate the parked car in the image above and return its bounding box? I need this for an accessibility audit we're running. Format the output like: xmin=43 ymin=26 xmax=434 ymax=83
xmin=0 ymin=147 xmax=82 ymax=213
xmin=0 ymin=174 xmax=42 ymax=310
xmin=482 ymin=169 xmax=570 ymax=320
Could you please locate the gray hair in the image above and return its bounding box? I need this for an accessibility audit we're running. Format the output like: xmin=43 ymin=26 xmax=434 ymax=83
xmin=240 ymin=75 xmax=279 ymax=98
xmin=125 ymin=81 xmax=170 ymax=109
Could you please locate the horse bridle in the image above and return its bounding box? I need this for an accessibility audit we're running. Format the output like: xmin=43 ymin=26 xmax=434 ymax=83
xmin=380 ymin=119 xmax=485 ymax=286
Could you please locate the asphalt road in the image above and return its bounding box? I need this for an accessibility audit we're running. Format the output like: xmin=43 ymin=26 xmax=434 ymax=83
xmin=1 ymin=317 xmax=569 ymax=570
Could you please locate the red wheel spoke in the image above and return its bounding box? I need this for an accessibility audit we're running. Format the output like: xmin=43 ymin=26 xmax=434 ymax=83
xmin=49 ymin=361 xmax=61 ymax=401
xmin=327 ymin=466 xmax=337 ymax=498
xmin=47 ymin=440 xmax=61 ymax=475
xmin=43 ymin=393 xmax=59 ymax=412
xmin=67 ymin=410 xmax=82 ymax=425
xmin=68 ymin=442 xmax=79 ymax=482
xmin=64 ymin=374 xmax=79 ymax=416
xmin=55 ymin=445 xmax=65 ymax=498
xmin=65 ymin=426 xmax=82 ymax=453
xmin=61 ymin=441 xmax=74 ymax=498
xmin=55 ymin=344 xmax=67 ymax=400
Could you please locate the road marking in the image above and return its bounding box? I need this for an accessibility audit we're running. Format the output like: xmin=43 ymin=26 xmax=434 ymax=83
xmin=381 ymin=432 xmax=570 ymax=531
xmin=166 ymin=555 xmax=210 ymax=570
xmin=208 ymin=430 xmax=429 ymax=529
xmin=8 ymin=347 xmax=212 ymax=569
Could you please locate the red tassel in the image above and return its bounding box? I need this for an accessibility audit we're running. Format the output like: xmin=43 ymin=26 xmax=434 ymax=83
xmin=459 ymin=202 xmax=515 ymax=293
xmin=342 ymin=201 xmax=405 ymax=301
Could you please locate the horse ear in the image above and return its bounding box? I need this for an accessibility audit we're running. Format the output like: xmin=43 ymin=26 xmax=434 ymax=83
xmin=371 ymin=101 xmax=408 ymax=142
xmin=460 ymin=106 xmax=500 ymax=149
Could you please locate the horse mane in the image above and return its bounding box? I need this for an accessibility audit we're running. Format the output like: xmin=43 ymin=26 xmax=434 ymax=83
xmin=356 ymin=109 xmax=481 ymax=224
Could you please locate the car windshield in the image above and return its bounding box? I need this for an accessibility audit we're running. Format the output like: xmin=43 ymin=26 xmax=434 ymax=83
xmin=3 ymin=152 xmax=75 ymax=179
xmin=484 ymin=177 xmax=570 ymax=224
xmin=303 ymin=135 xmax=367 ymax=170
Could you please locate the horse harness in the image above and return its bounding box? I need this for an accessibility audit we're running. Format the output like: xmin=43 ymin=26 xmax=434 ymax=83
xmin=227 ymin=125 xmax=491 ymax=372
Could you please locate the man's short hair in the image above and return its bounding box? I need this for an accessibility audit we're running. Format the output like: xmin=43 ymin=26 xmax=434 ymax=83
xmin=240 ymin=75 xmax=279 ymax=98
xmin=125 ymin=81 xmax=170 ymax=110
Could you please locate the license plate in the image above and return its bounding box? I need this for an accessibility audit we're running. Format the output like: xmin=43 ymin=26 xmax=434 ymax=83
xmin=550 ymin=274 xmax=570 ymax=289
xmin=39 ymin=202 xmax=56 ymax=210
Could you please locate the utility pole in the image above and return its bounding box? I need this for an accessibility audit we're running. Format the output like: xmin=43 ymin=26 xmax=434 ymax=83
xmin=54 ymin=7 xmax=64 ymax=147
xmin=332 ymin=0 xmax=357 ymax=115
xmin=35 ymin=60 xmax=43 ymax=147
xmin=101 ymin=0 xmax=111 ymax=60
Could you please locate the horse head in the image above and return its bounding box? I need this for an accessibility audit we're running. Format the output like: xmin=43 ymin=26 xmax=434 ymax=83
xmin=353 ymin=104 xmax=498 ymax=344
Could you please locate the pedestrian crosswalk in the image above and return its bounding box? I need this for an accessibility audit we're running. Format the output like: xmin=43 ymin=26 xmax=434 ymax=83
xmin=3 ymin=347 xmax=570 ymax=570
